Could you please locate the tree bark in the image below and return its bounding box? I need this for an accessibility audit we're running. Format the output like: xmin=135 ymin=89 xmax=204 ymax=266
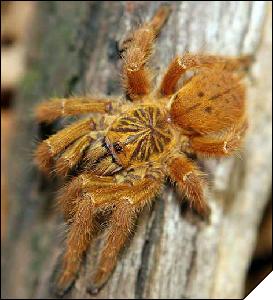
xmin=2 ymin=1 xmax=271 ymax=299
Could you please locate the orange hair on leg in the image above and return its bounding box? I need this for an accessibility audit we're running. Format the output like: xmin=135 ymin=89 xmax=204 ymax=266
xmin=168 ymin=154 xmax=210 ymax=219
xmin=35 ymin=118 xmax=95 ymax=173
xmin=35 ymin=96 xmax=112 ymax=123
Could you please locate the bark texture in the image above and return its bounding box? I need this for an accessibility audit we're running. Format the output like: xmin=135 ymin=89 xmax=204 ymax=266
xmin=2 ymin=1 xmax=272 ymax=299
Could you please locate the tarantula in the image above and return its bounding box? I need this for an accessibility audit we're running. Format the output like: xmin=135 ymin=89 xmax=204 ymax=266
xmin=34 ymin=5 xmax=250 ymax=296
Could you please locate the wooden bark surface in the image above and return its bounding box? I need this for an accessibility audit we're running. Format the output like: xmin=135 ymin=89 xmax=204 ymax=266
xmin=2 ymin=1 xmax=272 ymax=299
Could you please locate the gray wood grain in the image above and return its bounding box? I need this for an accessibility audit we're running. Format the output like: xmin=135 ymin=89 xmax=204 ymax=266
xmin=2 ymin=1 xmax=271 ymax=299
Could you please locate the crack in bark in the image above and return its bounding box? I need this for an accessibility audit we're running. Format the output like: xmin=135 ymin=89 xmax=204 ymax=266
xmin=183 ymin=229 xmax=198 ymax=297
xmin=135 ymin=199 xmax=165 ymax=299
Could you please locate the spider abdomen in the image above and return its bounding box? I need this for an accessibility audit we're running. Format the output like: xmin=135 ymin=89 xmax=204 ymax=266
xmin=170 ymin=69 xmax=245 ymax=135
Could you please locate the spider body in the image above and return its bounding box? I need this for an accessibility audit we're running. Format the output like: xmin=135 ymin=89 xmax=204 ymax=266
xmin=106 ymin=103 xmax=173 ymax=163
xmin=34 ymin=5 xmax=251 ymax=296
xmin=79 ymin=103 xmax=173 ymax=177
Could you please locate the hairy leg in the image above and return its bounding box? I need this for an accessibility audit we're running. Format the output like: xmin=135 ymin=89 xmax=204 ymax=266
xmin=55 ymin=134 xmax=94 ymax=176
xmin=160 ymin=53 xmax=252 ymax=96
xmin=53 ymin=194 xmax=99 ymax=297
xmin=168 ymin=154 xmax=210 ymax=219
xmin=87 ymin=166 xmax=164 ymax=293
xmin=190 ymin=117 xmax=248 ymax=157
xmin=54 ymin=175 xmax=117 ymax=296
xmin=54 ymin=167 xmax=164 ymax=296
xmin=57 ymin=166 xmax=163 ymax=229
xmin=35 ymin=118 xmax=95 ymax=173
xmin=87 ymin=200 xmax=137 ymax=295
xmin=57 ymin=175 xmax=114 ymax=223
xmin=122 ymin=5 xmax=171 ymax=101
xmin=35 ymin=96 xmax=113 ymax=123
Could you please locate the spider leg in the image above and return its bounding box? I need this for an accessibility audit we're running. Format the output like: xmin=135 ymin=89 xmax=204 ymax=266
xmin=190 ymin=117 xmax=248 ymax=157
xmin=57 ymin=175 xmax=114 ymax=222
xmin=53 ymin=193 xmax=99 ymax=297
xmin=87 ymin=200 xmax=137 ymax=295
xmin=35 ymin=96 xmax=113 ymax=123
xmin=122 ymin=5 xmax=171 ymax=101
xmin=35 ymin=118 xmax=95 ymax=173
xmin=168 ymin=154 xmax=210 ymax=219
xmin=53 ymin=175 xmax=117 ymax=296
xmin=86 ymin=166 xmax=164 ymax=294
xmin=55 ymin=134 xmax=94 ymax=176
xmin=54 ymin=167 xmax=164 ymax=296
xmin=160 ymin=53 xmax=253 ymax=96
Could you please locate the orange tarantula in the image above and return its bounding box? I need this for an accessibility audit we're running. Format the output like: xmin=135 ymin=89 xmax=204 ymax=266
xmin=34 ymin=5 xmax=250 ymax=297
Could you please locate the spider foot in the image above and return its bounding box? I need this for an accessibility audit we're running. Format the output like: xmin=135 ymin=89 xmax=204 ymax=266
xmin=181 ymin=199 xmax=211 ymax=225
xmin=86 ymin=283 xmax=101 ymax=296
xmin=192 ymin=203 xmax=211 ymax=224
xmin=51 ymin=273 xmax=76 ymax=298
xmin=86 ymin=270 xmax=112 ymax=295
xmin=50 ymin=257 xmax=78 ymax=298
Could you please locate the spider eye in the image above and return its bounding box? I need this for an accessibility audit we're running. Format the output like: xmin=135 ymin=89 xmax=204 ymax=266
xmin=113 ymin=142 xmax=123 ymax=153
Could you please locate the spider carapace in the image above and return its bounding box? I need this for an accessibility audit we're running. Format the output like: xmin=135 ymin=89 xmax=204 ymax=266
xmin=100 ymin=104 xmax=172 ymax=172
xmin=34 ymin=5 xmax=251 ymax=297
